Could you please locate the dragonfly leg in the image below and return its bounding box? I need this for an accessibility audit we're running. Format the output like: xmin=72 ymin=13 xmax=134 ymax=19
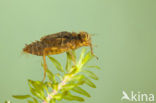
xmin=42 ymin=50 xmax=48 ymax=82
xmin=67 ymin=50 xmax=76 ymax=65
xmin=90 ymin=43 xmax=98 ymax=60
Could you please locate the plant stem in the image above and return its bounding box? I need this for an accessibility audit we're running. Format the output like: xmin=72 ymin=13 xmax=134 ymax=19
xmin=43 ymin=66 xmax=81 ymax=103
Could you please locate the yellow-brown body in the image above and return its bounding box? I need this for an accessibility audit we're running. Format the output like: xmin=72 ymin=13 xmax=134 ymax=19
xmin=23 ymin=31 xmax=92 ymax=56
xmin=23 ymin=31 xmax=94 ymax=81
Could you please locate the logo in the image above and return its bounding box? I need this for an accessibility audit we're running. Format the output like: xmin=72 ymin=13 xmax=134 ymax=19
xmin=121 ymin=90 xmax=155 ymax=102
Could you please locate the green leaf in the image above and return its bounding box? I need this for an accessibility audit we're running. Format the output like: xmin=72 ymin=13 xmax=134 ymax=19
xmin=53 ymin=93 xmax=62 ymax=100
xmin=55 ymin=73 xmax=62 ymax=81
xmin=12 ymin=95 xmax=31 ymax=99
xmin=13 ymin=95 xmax=38 ymax=103
xmin=41 ymin=62 xmax=56 ymax=83
xmin=86 ymin=65 xmax=101 ymax=70
xmin=46 ymin=69 xmax=56 ymax=83
xmin=44 ymin=81 xmax=56 ymax=90
xmin=81 ymin=51 xmax=94 ymax=67
xmin=69 ymin=66 xmax=79 ymax=74
xmin=78 ymin=48 xmax=86 ymax=64
xmin=83 ymin=70 xmax=99 ymax=80
xmin=27 ymin=100 xmax=34 ymax=103
xmin=5 ymin=101 xmax=11 ymax=103
xmin=59 ymin=90 xmax=69 ymax=100
xmin=28 ymin=80 xmax=45 ymax=100
xmin=31 ymin=97 xmax=38 ymax=103
xmin=65 ymin=52 xmax=72 ymax=72
xmin=49 ymin=99 xmax=56 ymax=103
xmin=30 ymin=87 xmax=44 ymax=100
xmin=66 ymin=50 xmax=76 ymax=65
xmin=84 ymin=78 xmax=96 ymax=88
xmin=53 ymin=83 xmax=59 ymax=91
xmin=62 ymin=84 xmax=76 ymax=90
xmin=48 ymin=56 xmax=64 ymax=73
xmin=72 ymin=86 xmax=91 ymax=97
xmin=28 ymin=80 xmax=45 ymax=92
xmin=71 ymin=50 xmax=76 ymax=60
xmin=71 ymin=74 xmax=85 ymax=81
xmin=64 ymin=93 xmax=84 ymax=102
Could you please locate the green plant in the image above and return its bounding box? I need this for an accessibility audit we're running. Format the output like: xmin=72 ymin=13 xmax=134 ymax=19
xmin=12 ymin=48 xmax=100 ymax=103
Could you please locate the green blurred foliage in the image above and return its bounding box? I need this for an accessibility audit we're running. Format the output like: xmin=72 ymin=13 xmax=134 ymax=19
xmin=12 ymin=48 xmax=100 ymax=103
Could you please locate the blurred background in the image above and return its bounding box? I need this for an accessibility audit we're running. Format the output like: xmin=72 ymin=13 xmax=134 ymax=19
xmin=0 ymin=0 xmax=156 ymax=103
